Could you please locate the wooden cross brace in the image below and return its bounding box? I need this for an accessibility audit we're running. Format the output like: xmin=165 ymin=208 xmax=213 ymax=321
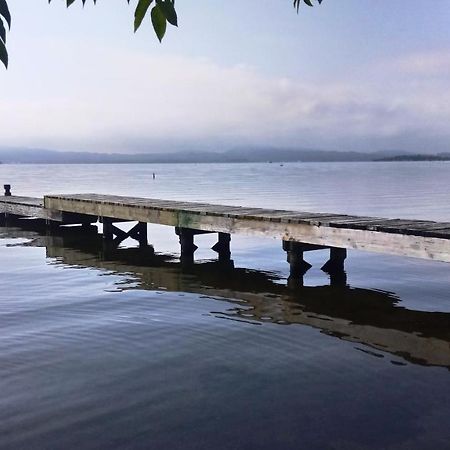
xmin=102 ymin=219 xmax=148 ymax=247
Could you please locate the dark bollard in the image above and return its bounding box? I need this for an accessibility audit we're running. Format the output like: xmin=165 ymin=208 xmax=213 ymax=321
xmin=4 ymin=184 xmax=11 ymax=196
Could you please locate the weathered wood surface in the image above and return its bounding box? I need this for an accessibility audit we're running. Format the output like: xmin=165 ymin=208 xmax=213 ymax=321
xmin=41 ymin=193 xmax=450 ymax=263
xmin=0 ymin=195 xmax=96 ymax=223
xmin=0 ymin=196 xmax=46 ymax=219
xmin=2 ymin=194 xmax=450 ymax=262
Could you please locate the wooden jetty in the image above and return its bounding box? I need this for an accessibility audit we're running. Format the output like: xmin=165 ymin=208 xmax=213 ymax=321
xmin=1 ymin=185 xmax=450 ymax=280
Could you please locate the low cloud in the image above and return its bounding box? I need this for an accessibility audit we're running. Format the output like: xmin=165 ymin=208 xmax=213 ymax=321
xmin=392 ymin=50 xmax=450 ymax=77
xmin=1 ymin=45 xmax=450 ymax=153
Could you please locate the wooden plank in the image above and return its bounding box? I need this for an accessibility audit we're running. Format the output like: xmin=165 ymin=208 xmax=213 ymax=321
xmin=280 ymin=213 xmax=343 ymax=224
xmin=406 ymin=222 xmax=450 ymax=230
xmin=419 ymin=228 xmax=450 ymax=239
xmin=329 ymin=218 xmax=392 ymax=230
xmin=327 ymin=216 xmax=382 ymax=225
xmin=0 ymin=196 xmax=44 ymax=207
xmin=1 ymin=196 xmax=47 ymax=219
xmin=256 ymin=211 xmax=314 ymax=222
xmin=329 ymin=218 xmax=436 ymax=234
xmin=369 ymin=220 xmax=434 ymax=233
xmin=305 ymin=215 xmax=356 ymax=226
xmin=224 ymin=208 xmax=281 ymax=219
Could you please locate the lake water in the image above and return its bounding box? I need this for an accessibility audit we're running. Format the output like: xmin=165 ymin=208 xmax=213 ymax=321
xmin=0 ymin=162 xmax=449 ymax=449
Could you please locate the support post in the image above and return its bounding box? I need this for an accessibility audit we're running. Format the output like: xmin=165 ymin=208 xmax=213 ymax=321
xmin=212 ymin=232 xmax=231 ymax=262
xmin=282 ymin=240 xmax=312 ymax=285
xmin=136 ymin=222 xmax=148 ymax=248
xmin=128 ymin=222 xmax=149 ymax=247
xmin=103 ymin=218 xmax=114 ymax=241
xmin=321 ymin=247 xmax=347 ymax=273
xmin=176 ymin=227 xmax=198 ymax=264
xmin=322 ymin=247 xmax=347 ymax=286
xmin=4 ymin=184 xmax=11 ymax=196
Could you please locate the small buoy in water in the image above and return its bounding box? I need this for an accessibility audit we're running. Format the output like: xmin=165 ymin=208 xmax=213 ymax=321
xmin=152 ymin=173 xmax=156 ymax=179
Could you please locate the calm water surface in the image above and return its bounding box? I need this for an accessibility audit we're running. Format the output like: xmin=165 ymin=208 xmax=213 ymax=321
xmin=0 ymin=162 xmax=449 ymax=449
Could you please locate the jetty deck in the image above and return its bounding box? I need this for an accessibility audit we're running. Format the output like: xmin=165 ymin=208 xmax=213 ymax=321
xmin=2 ymin=192 xmax=450 ymax=278
xmin=44 ymin=193 xmax=450 ymax=261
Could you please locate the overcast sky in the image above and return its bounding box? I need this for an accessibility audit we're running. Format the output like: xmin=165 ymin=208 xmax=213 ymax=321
xmin=1 ymin=0 xmax=450 ymax=153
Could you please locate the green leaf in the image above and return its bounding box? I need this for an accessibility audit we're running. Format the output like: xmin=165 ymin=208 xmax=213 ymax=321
xmin=151 ymin=5 xmax=166 ymax=42
xmin=134 ymin=0 xmax=153 ymax=32
xmin=0 ymin=36 xmax=8 ymax=68
xmin=156 ymin=0 xmax=177 ymax=27
xmin=294 ymin=0 xmax=323 ymax=12
xmin=0 ymin=0 xmax=11 ymax=29
xmin=0 ymin=19 xmax=6 ymax=43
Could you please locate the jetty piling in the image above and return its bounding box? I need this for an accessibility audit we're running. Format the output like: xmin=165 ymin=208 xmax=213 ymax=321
xmin=175 ymin=227 xmax=199 ymax=264
xmin=322 ymin=247 xmax=347 ymax=273
xmin=212 ymin=232 xmax=232 ymax=263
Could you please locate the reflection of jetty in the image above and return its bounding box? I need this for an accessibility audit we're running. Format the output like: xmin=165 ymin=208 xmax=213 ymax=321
xmin=1 ymin=186 xmax=450 ymax=285
xmin=5 ymin=227 xmax=449 ymax=369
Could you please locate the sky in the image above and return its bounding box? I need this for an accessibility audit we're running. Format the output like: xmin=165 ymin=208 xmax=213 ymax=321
xmin=1 ymin=0 xmax=450 ymax=154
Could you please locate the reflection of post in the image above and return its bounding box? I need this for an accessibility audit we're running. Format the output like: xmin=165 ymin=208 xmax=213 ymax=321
xmin=45 ymin=219 xmax=59 ymax=233
xmin=212 ymin=232 xmax=231 ymax=263
xmin=176 ymin=227 xmax=198 ymax=265
xmin=329 ymin=269 xmax=347 ymax=287
xmin=287 ymin=274 xmax=304 ymax=289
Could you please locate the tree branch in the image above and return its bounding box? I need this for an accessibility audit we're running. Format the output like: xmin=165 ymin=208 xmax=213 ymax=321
xmin=0 ymin=0 xmax=323 ymax=69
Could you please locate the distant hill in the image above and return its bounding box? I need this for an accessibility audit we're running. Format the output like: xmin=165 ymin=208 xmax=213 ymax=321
xmin=0 ymin=147 xmax=446 ymax=164
xmin=375 ymin=153 xmax=450 ymax=162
